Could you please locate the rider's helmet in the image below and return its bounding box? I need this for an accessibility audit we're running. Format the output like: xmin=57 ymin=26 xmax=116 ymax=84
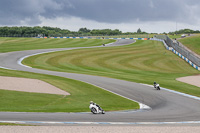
xmin=90 ymin=101 xmax=93 ymax=104
xmin=154 ymin=81 xmax=156 ymax=84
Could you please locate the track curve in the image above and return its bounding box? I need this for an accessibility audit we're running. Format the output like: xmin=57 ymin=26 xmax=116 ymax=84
xmin=0 ymin=39 xmax=200 ymax=124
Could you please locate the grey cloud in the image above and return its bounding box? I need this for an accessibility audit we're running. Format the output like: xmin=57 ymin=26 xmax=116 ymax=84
xmin=0 ymin=0 xmax=199 ymax=25
xmin=62 ymin=0 xmax=199 ymax=23
xmin=0 ymin=0 xmax=63 ymax=25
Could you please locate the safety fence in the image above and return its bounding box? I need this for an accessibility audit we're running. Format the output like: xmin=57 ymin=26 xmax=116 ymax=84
xmin=154 ymin=35 xmax=200 ymax=70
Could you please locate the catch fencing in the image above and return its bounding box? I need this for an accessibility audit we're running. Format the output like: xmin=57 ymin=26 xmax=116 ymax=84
xmin=155 ymin=35 xmax=200 ymax=68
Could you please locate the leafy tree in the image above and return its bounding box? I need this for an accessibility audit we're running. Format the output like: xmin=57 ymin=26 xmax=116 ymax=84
xmin=137 ymin=28 xmax=142 ymax=33
xmin=78 ymin=27 xmax=91 ymax=33
xmin=169 ymin=29 xmax=200 ymax=34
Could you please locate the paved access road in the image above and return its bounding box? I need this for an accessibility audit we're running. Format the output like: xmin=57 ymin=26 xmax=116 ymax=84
xmin=0 ymin=39 xmax=200 ymax=124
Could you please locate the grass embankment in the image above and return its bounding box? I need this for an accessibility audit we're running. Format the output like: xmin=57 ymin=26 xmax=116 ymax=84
xmin=23 ymin=40 xmax=200 ymax=97
xmin=179 ymin=34 xmax=200 ymax=55
xmin=0 ymin=37 xmax=138 ymax=112
xmin=0 ymin=37 xmax=114 ymax=52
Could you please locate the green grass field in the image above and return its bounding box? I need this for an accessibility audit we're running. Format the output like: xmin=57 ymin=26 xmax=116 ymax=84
xmin=23 ymin=40 xmax=200 ymax=97
xmin=0 ymin=37 xmax=138 ymax=112
xmin=179 ymin=34 xmax=200 ymax=55
xmin=0 ymin=37 xmax=114 ymax=52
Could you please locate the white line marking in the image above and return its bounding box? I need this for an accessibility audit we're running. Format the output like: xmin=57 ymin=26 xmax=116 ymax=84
xmin=17 ymin=51 xmax=57 ymax=68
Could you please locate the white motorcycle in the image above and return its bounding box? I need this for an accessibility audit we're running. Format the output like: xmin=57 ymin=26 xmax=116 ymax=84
xmin=154 ymin=82 xmax=160 ymax=90
xmin=89 ymin=102 xmax=105 ymax=114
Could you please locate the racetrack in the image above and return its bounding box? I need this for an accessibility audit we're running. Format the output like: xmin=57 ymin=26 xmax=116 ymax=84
xmin=0 ymin=39 xmax=200 ymax=125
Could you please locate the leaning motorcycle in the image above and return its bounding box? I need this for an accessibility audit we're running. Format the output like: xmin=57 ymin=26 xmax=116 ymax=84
xmin=89 ymin=103 xmax=105 ymax=114
xmin=154 ymin=83 xmax=160 ymax=90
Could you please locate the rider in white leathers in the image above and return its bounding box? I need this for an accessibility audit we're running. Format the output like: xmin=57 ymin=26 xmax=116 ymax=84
xmin=154 ymin=81 xmax=160 ymax=90
xmin=89 ymin=101 xmax=105 ymax=114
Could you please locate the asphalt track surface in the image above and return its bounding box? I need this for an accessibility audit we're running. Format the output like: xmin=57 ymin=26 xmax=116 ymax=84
xmin=0 ymin=39 xmax=200 ymax=125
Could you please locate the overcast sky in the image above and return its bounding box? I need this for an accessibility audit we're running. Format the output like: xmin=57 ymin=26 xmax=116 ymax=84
xmin=0 ymin=0 xmax=200 ymax=33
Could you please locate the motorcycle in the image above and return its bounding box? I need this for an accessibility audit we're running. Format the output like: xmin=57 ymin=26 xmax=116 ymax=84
xmin=154 ymin=82 xmax=160 ymax=90
xmin=89 ymin=103 xmax=105 ymax=114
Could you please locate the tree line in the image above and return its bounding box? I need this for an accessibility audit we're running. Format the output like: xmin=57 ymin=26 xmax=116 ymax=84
xmin=0 ymin=26 xmax=148 ymax=37
xmin=0 ymin=26 xmax=198 ymax=37
xmin=168 ymin=29 xmax=200 ymax=35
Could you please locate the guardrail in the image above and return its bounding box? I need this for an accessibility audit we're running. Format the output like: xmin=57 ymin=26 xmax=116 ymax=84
xmin=155 ymin=35 xmax=200 ymax=70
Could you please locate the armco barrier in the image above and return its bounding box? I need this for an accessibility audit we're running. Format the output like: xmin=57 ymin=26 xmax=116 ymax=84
xmin=154 ymin=35 xmax=200 ymax=70
xmin=171 ymin=48 xmax=200 ymax=70
xmin=36 ymin=36 xmax=200 ymax=71
xmin=151 ymin=37 xmax=200 ymax=71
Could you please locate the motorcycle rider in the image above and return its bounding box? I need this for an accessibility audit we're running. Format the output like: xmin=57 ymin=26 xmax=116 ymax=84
xmin=89 ymin=101 xmax=105 ymax=114
xmin=153 ymin=81 xmax=157 ymax=88
xmin=89 ymin=101 xmax=94 ymax=107
xmin=153 ymin=81 xmax=160 ymax=90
